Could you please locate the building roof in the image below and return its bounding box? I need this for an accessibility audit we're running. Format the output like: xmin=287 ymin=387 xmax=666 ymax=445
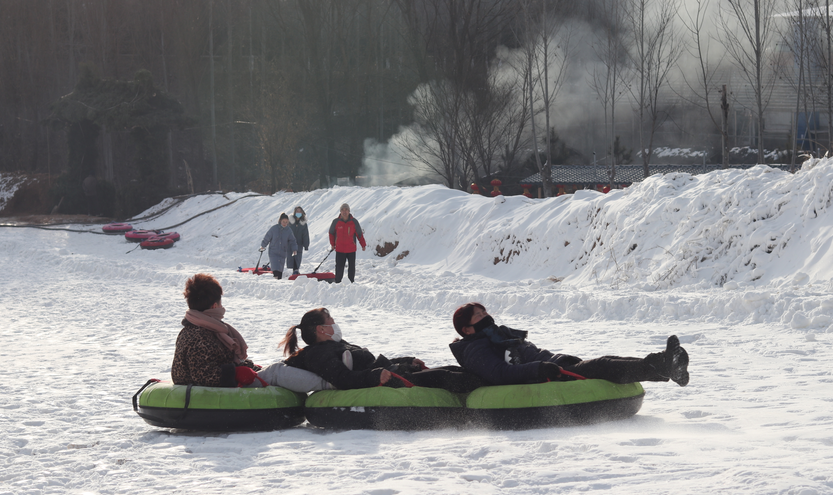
xmin=521 ymin=164 xmax=794 ymax=186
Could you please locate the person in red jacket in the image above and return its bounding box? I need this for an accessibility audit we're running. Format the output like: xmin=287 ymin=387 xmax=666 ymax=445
xmin=328 ymin=203 xmax=366 ymax=283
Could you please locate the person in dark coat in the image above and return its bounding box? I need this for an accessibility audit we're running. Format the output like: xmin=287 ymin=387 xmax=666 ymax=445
xmin=170 ymin=273 xmax=263 ymax=387
xmin=328 ymin=203 xmax=366 ymax=283
xmin=282 ymin=308 xmax=485 ymax=393
xmin=260 ymin=213 xmax=298 ymax=279
xmin=287 ymin=206 xmax=310 ymax=275
xmin=449 ymin=302 xmax=690 ymax=387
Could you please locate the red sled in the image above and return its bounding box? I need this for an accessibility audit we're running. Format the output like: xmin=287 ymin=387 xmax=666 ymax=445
xmin=288 ymin=272 xmax=336 ymax=283
xmin=238 ymin=266 xmax=272 ymax=275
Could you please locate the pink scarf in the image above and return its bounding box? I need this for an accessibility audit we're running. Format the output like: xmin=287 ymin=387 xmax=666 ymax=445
xmin=184 ymin=307 xmax=248 ymax=363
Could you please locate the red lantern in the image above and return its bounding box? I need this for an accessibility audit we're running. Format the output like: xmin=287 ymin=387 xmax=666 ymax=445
xmin=470 ymin=183 xmax=480 ymax=194
xmin=490 ymin=179 xmax=502 ymax=197
xmin=602 ymin=186 xmax=611 ymax=194
xmin=520 ymin=184 xmax=532 ymax=198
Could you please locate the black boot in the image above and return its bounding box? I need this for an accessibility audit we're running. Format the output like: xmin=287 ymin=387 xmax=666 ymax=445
xmin=644 ymin=336 xmax=689 ymax=387
xmin=666 ymin=335 xmax=689 ymax=386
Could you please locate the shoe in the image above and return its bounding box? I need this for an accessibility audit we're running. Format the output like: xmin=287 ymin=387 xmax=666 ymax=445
xmin=665 ymin=335 xmax=690 ymax=387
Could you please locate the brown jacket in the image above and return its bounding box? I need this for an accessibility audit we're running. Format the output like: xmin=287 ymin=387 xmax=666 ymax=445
xmin=171 ymin=321 xmax=257 ymax=387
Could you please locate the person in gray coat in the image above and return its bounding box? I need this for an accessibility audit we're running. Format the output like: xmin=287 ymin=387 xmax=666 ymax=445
xmin=260 ymin=213 xmax=298 ymax=279
xmin=287 ymin=206 xmax=310 ymax=275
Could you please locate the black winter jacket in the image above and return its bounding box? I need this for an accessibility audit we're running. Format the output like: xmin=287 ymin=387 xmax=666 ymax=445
xmin=449 ymin=333 xmax=541 ymax=385
xmin=449 ymin=324 xmax=581 ymax=386
xmin=284 ymin=340 xmax=419 ymax=390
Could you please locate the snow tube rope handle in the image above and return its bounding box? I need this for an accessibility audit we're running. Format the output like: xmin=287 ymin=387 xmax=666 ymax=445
xmin=132 ymin=379 xmax=194 ymax=421
xmin=388 ymin=372 xmax=415 ymax=388
xmin=561 ymin=370 xmax=587 ymax=380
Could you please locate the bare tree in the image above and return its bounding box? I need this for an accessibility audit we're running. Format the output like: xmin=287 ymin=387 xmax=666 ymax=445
xmin=680 ymin=0 xmax=731 ymax=169
xmin=625 ymin=0 xmax=682 ymax=178
xmin=396 ymin=0 xmax=517 ymax=189
xmin=775 ymin=0 xmax=813 ymax=170
xmin=397 ymin=80 xmax=469 ymax=188
xmin=806 ymin=0 xmax=833 ymax=153
xmin=589 ymin=0 xmax=630 ymax=185
xmin=256 ymin=70 xmax=309 ymax=193
xmin=720 ymin=0 xmax=780 ymax=164
xmin=518 ymin=0 xmax=575 ymax=197
xmin=464 ymin=53 xmax=532 ymax=188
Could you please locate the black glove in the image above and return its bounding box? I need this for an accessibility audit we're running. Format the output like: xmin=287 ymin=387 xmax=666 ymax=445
xmin=537 ymin=361 xmax=563 ymax=382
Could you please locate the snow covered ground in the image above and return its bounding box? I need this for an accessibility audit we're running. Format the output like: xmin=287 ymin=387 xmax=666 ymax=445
xmin=2 ymin=161 xmax=833 ymax=494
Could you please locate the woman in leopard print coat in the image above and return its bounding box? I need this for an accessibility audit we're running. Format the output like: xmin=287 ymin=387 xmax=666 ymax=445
xmin=170 ymin=274 xmax=259 ymax=387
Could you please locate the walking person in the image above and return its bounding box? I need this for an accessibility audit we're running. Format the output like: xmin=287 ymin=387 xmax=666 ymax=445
xmin=328 ymin=203 xmax=366 ymax=283
xmin=287 ymin=206 xmax=309 ymax=275
xmin=260 ymin=213 xmax=297 ymax=280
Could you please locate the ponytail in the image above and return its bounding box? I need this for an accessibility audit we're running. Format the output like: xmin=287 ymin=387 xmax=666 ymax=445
xmin=281 ymin=326 xmax=301 ymax=356
xmin=280 ymin=307 xmax=331 ymax=356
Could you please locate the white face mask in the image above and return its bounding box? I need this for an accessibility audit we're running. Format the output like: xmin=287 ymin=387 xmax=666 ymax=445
xmin=329 ymin=323 xmax=342 ymax=342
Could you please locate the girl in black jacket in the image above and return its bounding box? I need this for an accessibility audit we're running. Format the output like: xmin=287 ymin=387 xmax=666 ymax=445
xmin=281 ymin=308 xmax=484 ymax=393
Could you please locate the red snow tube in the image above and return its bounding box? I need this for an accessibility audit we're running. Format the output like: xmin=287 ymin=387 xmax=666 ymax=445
xmin=153 ymin=232 xmax=181 ymax=242
xmin=125 ymin=229 xmax=163 ymax=242
xmin=140 ymin=236 xmax=175 ymax=250
xmin=102 ymin=223 xmax=133 ymax=234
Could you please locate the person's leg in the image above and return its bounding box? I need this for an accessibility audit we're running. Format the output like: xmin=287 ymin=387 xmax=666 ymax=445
xmin=563 ymin=336 xmax=689 ymax=386
xmin=273 ymin=271 xmax=283 ymax=279
xmin=294 ymin=252 xmax=303 ymax=274
xmin=346 ymin=251 xmax=356 ymax=282
xmin=404 ymin=368 xmax=486 ymax=393
xmin=563 ymin=356 xmax=666 ymax=384
xmin=257 ymin=362 xmax=332 ymax=392
xmin=334 ymin=251 xmax=346 ymax=283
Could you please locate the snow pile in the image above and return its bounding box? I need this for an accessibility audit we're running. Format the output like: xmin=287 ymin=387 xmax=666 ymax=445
xmin=119 ymin=161 xmax=833 ymax=292
xmin=650 ymin=147 xmax=706 ymax=158
xmin=569 ymin=163 xmax=833 ymax=289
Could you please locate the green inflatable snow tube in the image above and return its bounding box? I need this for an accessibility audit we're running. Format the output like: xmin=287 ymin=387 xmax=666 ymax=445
xmin=465 ymin=380 xmax=645 ymax=429
xmin=133 ymin=380 xmax=307 ymax=431
xmin=304 ymin=387 xmax=465 ymax=430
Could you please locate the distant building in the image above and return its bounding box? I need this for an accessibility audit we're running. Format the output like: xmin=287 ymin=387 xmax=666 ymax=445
xmin=521 ymin=163 xmax=794 ymax=197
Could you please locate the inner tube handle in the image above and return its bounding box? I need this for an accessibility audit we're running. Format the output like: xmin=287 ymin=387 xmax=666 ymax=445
xmin=171 ymin=384 xmax=194 ymax=421
xmin=132 ymin=378 xmax=161 ymax=411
